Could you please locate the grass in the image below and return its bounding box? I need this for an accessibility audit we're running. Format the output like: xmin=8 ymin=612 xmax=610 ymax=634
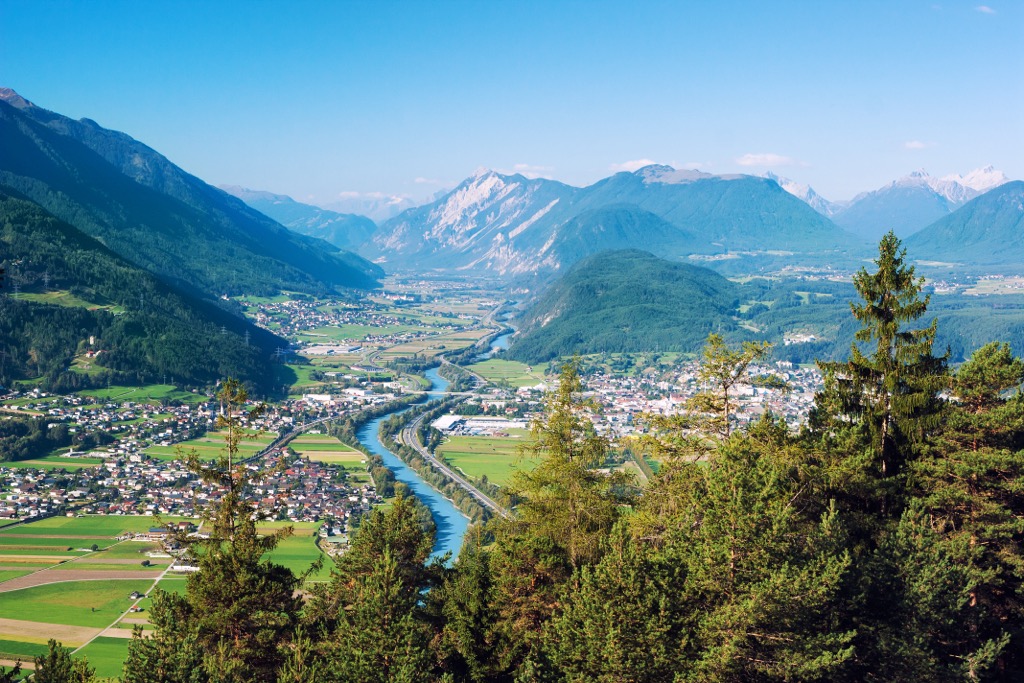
xmin=17 ymin=289 xmax=123 ymax=313
xmin=0 ymin=638 xmax=50 ymax=659
xmin=76 ymin=636 xmax=131 ymax=679
xmin=0 ymin=515 xmax=190 ymax=537
xmin=295 ymin=323 xmax=425 ymax=342
xmin=1 ymin=453 xmax=105 ymax=470
xmin=77 ymin=384 xmax=205 ymax=405
xmin=437 ymin=433 xmax=537 ymax=487
xmin=146 ymin=430 xmax=275 ymax=461
xmin=264 ymin=534 xmax=333 ymax=581
xmin=0 ymin=536 xmax=116 ymax=549
xmin=0 ymin=580 xmax=155 ymax=627
xmin=0 ymin=569 xmax=32 ymax=584
xmin=466 ymin=358 xmax=546 ymax=388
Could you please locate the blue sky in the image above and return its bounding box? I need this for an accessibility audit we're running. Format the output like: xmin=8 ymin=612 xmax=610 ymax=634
xmin=3 ymin=0 xmax=1021 ymax=204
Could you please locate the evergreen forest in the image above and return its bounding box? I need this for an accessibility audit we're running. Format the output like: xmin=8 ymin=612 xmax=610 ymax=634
xmin=13 ymin=234 xmax=1024 ymax=683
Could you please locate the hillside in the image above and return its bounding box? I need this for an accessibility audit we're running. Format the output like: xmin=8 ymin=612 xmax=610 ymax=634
xmin=370 ymin=165 xmax=861 ymax=278
xmin=904 ymin=181 xmax=1024 ymax=267
xmin=508 ymin=250 xmax=744 ymax=362
xmin=220 ymin=185 xmax=377 ymax=252
xmin=0 ymin=91 xmax=382 ymax=297
xmin=0 ymin=188 xmax=283 ymax=393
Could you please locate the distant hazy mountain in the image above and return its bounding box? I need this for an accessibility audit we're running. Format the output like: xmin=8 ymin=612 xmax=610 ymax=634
xmin=507 ymin=249 xmax=744 ymax=362
xmin=220 ymin=185 xmax=376 ymax=252
xmin=322 ymin=193 xmax=418 ymax=222
xmin=370 ymin=165 xmax=858 ymax=277
xmin=833 ymin=168 xmax=1010 ymax=241
xmin=904 ymin=181 xmax=1024 ymax=266
xmin=0 ymin=88 xmax=382 ymax=296
xmin=761 ymin=172 xmax=838 ymax=216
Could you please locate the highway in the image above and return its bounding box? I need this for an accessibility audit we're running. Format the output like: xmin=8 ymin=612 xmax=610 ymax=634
xmin=399 ymin=411 xmax=512 ymax=520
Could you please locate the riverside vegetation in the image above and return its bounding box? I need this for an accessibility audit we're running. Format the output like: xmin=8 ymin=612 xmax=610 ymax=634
xmin=9 ymin=233 xmax=1024 ymax=682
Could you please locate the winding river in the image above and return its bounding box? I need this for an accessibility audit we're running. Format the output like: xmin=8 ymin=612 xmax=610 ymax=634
xmin=355 ymin=367 xmax=470 ymax=562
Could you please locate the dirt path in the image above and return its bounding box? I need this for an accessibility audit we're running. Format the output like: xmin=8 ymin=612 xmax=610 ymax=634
xmin=0 ymin=658 xmax=35 ymax=670
xmin=0 ymin=569 xmax=159 ymax=593
xmin=0 ymin=617 xmax=99 ymax=646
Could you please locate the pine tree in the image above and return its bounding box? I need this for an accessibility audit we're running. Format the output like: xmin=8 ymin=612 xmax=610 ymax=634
xmin=814 ymin=231 xmax=946 ymax=480
xmin=640 ymin=333 xmax=786 ymax=460
xmin=124 ymin=378 xmax=300 ymax=683
xmin=33 ymin=640 xmax=96 ymax=683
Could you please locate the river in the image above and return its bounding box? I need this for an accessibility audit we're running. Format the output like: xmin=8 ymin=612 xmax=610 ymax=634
xmin=355 ymin=367 xmax=470 ymax=563
xmin=476 ymin=330 xmax=512 ymax=361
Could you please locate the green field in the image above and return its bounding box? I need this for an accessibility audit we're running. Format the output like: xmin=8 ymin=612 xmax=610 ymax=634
xmin=78 ymin=384 xmax=206 ymax=404
xmin=0 ymin=638 xmax=50 ymax=659
xmin=2 ymin=452 xmax=106 ymax=470
xmin=465 ymin=358 xmax=547 ymax=388
xmin=0 ymin=569 xmax=32 ymax=583
xmin=0 ymin=580 xmax=155 ymax=628
xmin=77 ymin=636 xmax=131 ymax=678
xmin=0 ymin=515 xmax=189 ymax=537
xmin=265 ymin=534 xmax=333 ymax=581
xmin=146 ymin=430 xmax=275 ymax=461
xmin=437 ymin=432 xmax=537 ymax=486
xmin=295 ymin=323 xmax=425 ymax=342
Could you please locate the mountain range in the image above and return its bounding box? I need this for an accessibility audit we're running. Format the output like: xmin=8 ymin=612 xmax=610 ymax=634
xmin=905 ymin=181 xmax=1024 ymax=267
xmin=219 ymin=185 xmax=377 ymax=253
xmin=365 ymin=165 xmax=860 ymax=279
xmin=0 ymin=88 xmax=382 ymax=298
xmin=829 ymin=167 xmax=1009 ymax=240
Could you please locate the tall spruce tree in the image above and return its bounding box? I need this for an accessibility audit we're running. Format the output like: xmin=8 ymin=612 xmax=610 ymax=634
xmin=813 ymin=231 xmax=946 ymax=482
xmin=123 ymin=379 xmax=301 ymax=683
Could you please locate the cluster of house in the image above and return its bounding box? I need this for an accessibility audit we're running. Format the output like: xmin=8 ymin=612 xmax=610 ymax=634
xmin=427 ymin=361 xmax=823 ymax=446
xmin=4 ymin=391 xmax=216 ymax=453
xmin=1 ymin=446 xmax=378 ymax=529
xmin=580 ymin=361 xmax=822 ymax=438
xmin=244 ymin=296 xmax=468 ymax=346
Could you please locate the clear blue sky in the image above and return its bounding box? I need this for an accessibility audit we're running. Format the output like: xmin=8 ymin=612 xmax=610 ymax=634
xmin=3 ymin=0 xmax=1021 ymax=204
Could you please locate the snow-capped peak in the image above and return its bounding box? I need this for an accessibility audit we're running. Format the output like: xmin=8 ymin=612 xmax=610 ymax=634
xmin=943 ymin=165 xmax=1010 ymax=193
xmin=762 ymin=171 xmax=836 ymax=216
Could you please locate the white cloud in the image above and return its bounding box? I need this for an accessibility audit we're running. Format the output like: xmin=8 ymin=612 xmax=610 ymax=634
xmin=609 ymin=158 xmax=659 ymax=173
xmin=735 ymin=153 xmax=799 ymax=168
xmin=903 ymin=140 xmax=936 ymax=150
xmin=497 ymin=163 xmax=555 ymax=179
xmin=976 ymin=5 xmax=996 ymax=14
xmin=414 ymin=177 xmax=443 ymax=185
xmin=337 ymin=190 xmax=390 ymax=199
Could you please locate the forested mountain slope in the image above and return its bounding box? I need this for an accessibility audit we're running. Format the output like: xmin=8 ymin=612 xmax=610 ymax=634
xmin=0 ymin=92 xmax=382 ymax=297
xmin=0 ymin=188 xmax=283 ymax=393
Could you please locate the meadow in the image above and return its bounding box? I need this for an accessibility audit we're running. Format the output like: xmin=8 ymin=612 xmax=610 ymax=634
xmin=436 ymin=431 xmax=536 ymax=487
xmin=465 ymin=358 xmax=547 ymax=388
xmin=77 ymin=383 xmax=205 ymax=405
xmin=145 ymin=429 xmax=276 ymax=461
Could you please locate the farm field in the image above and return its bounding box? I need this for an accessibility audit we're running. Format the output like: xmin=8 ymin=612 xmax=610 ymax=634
xmin=295 ymin=323 xmax=426 ymax=343
xmin=289 ymin=434 xmax=365 ymax=470
xmin=436 ymin=431 xmax=537 ymax=487
xmin=2 ymin=451 xmax=106 ymax=470
xmin=0 ymin=515 xmax=190 ymax=537
xmin=146 ymin=429 xmax=276 ymax=461
xmin=77 ymin=636 xmax=131 ymax=679
xmin=0 ymin=516 xmax=205 ymax=676
xmin=77 ymin=383 xmax=205 ymax=405
xmin=465 ymin=358 xmax=547 ymax=388
xmin=264 ymin=532 xmax=334 ymax=582
xmin=0 ymin=579 xmax=155 ymax=628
